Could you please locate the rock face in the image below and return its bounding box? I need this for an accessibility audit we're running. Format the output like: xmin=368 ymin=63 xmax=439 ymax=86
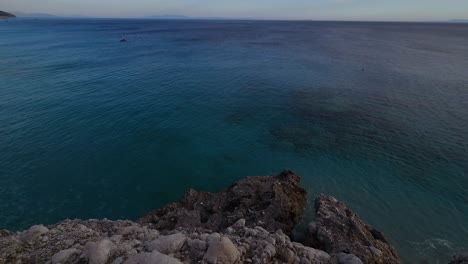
xmin=0 ymin=10 xmax=16 ymax=19
xmin=0 ymin=171 xmax=405 ymax=264
xmin=304 ymin=194 xmax=400 ymax=264
xmin=138 ymin=170 xmax=307 ymax=235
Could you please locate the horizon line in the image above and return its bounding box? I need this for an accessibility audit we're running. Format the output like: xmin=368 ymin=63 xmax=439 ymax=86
xmin=7 ymin=11 xmax=468 ymax=23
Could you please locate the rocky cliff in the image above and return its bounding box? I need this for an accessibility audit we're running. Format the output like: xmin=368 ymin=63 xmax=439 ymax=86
xmin=0 ymin=171 xmax=408 ymax=263
xmin=0 ymin=11 xmax=16 ymax=19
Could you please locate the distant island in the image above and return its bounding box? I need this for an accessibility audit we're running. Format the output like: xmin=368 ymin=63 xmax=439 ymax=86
xmin=450 ymin=19 xmax=468 ymax=23
xmin=0 ymin=10 xmax=16 ymax=19
xmin=144 ymin=14 xmax=253 ymax=20
xmin=12 ymin=11 xmax=58 ymax=18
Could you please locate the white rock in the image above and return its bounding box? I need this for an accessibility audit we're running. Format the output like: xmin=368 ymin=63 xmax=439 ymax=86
xmin=233 ymin=219 xmax=246 ymax=228
xmin=20 ymin=225 xmax=49 ymax=241
xmin=83 ymin=239 xmax=116 ymax=264
xmin=51 ymin=248 xmax=81 ymax=264
xmin=124 ymin=250 xmax=183 ymax=264
xmin=203 ymin=237 xmax=240 ymax=264
xmin=145 ymin=233 xmax=186 ymax=255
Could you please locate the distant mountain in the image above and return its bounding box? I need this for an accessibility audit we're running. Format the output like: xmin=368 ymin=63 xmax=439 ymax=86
xmin=450 ymin=19 xmax=468 ymax=23
xmin=144 ymin=14 xmax=253 ymax=20
xmin=13 ymin=12 xmax=58 ymax=18
xmin=0 ymin=10 xmax=16 ymax=19
xmin=145 ymin=14 xmax=191 ymax=19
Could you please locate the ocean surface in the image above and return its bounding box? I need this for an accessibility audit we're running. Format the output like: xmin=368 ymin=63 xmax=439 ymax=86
xmin=1 ymin=18 xmax=467 ymax=263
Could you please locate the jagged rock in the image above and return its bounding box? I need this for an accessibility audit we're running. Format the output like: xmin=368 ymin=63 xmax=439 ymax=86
xmin=138 ymin=170 xmax=307 ymax=235
xmin=20 ymin=224 xmax=49 ymax=241
xmin=304 ymin=194 xmax=400 ymax=264
xmin=124 ymin=250 xmax=183 ymax=264
xmin=203 ymin=237 xmax=240 ymax=264
xmin=83 ymin=239 xmax=116 ymax=264
xmin=144 ymin=233 xmax=186 ymax=254
xmin=51 ymin=248 xmax=81 ymax=264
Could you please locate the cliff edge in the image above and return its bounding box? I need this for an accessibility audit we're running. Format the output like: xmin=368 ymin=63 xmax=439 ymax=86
xmin=0 ymin=171 xmax=403 ymax=264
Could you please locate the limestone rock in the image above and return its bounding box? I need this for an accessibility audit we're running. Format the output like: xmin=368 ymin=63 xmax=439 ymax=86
xmin=83 ymin=239 xmax=116 ymax=264
xmin=145 ymin=233 xmax=186 ymax=254
xmin=303 ymin=194 xmax=400 ymax=264
xmin=203 ymin=237 xmax=240 ymax=264
xmin=20 ymin=224 xmax=49 ymax=241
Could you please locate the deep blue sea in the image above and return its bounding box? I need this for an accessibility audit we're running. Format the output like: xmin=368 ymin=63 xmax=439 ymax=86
xmin=1 ymin=18 xmax=467 ymax=263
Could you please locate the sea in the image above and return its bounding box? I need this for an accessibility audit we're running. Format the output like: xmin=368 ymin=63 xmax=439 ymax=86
xmin=1 ymin=18 xmax=467 ymax=263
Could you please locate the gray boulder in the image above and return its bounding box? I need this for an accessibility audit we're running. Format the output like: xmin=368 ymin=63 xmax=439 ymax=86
xmin=144 ymin=233 xmax=186 ymax=254
xmin=203 ymin=236 xmax=240 ymax=264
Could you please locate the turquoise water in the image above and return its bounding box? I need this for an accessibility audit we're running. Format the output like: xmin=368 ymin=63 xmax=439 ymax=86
xmin=1 ymin=19 xmax=467 ymax=262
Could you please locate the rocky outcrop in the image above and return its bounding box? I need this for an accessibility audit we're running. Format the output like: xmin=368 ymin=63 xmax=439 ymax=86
xmin=0 ymin=11 xmax=16 ymax=19
xmin=303 ymin=194 xmax=400 ymax=264
xmin=138 ymin=170 xmax=307 ymax=235
xmin=0 ymin=171 xmax=403 ymax=264
xmin=0 ymin=218 xmax=332 ymax=264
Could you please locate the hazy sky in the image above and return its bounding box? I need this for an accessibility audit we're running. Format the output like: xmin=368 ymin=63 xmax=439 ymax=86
xmin=3 ymin=0 xmax=468 ymax=21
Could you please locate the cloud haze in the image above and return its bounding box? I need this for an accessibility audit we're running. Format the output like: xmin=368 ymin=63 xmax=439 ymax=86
xmin=2 ymin=0 xmax=468 ymax=20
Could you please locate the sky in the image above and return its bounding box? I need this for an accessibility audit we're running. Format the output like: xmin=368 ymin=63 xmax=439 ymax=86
xmin=2 ymin=0 xmax=468 ymax=21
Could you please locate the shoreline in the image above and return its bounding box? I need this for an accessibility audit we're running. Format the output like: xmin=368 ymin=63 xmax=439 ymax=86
xmin=0 ymin=171 xmax=465 ymax=263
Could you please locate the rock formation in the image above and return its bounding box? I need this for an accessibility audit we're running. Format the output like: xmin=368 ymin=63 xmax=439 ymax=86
xmin=138 ymin=170 xmax=307 ymax=235
xmin=0 ymin=170 xmax=403 ymax=264
xmin=303 ymin=195 xmax=400 ymax=264
xmin=0 ymin=11 xmax=16 ymax=19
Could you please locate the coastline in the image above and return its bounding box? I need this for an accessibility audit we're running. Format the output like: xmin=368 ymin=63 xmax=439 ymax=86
xmin=0 ymin=171 xmax=466 ymax=263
